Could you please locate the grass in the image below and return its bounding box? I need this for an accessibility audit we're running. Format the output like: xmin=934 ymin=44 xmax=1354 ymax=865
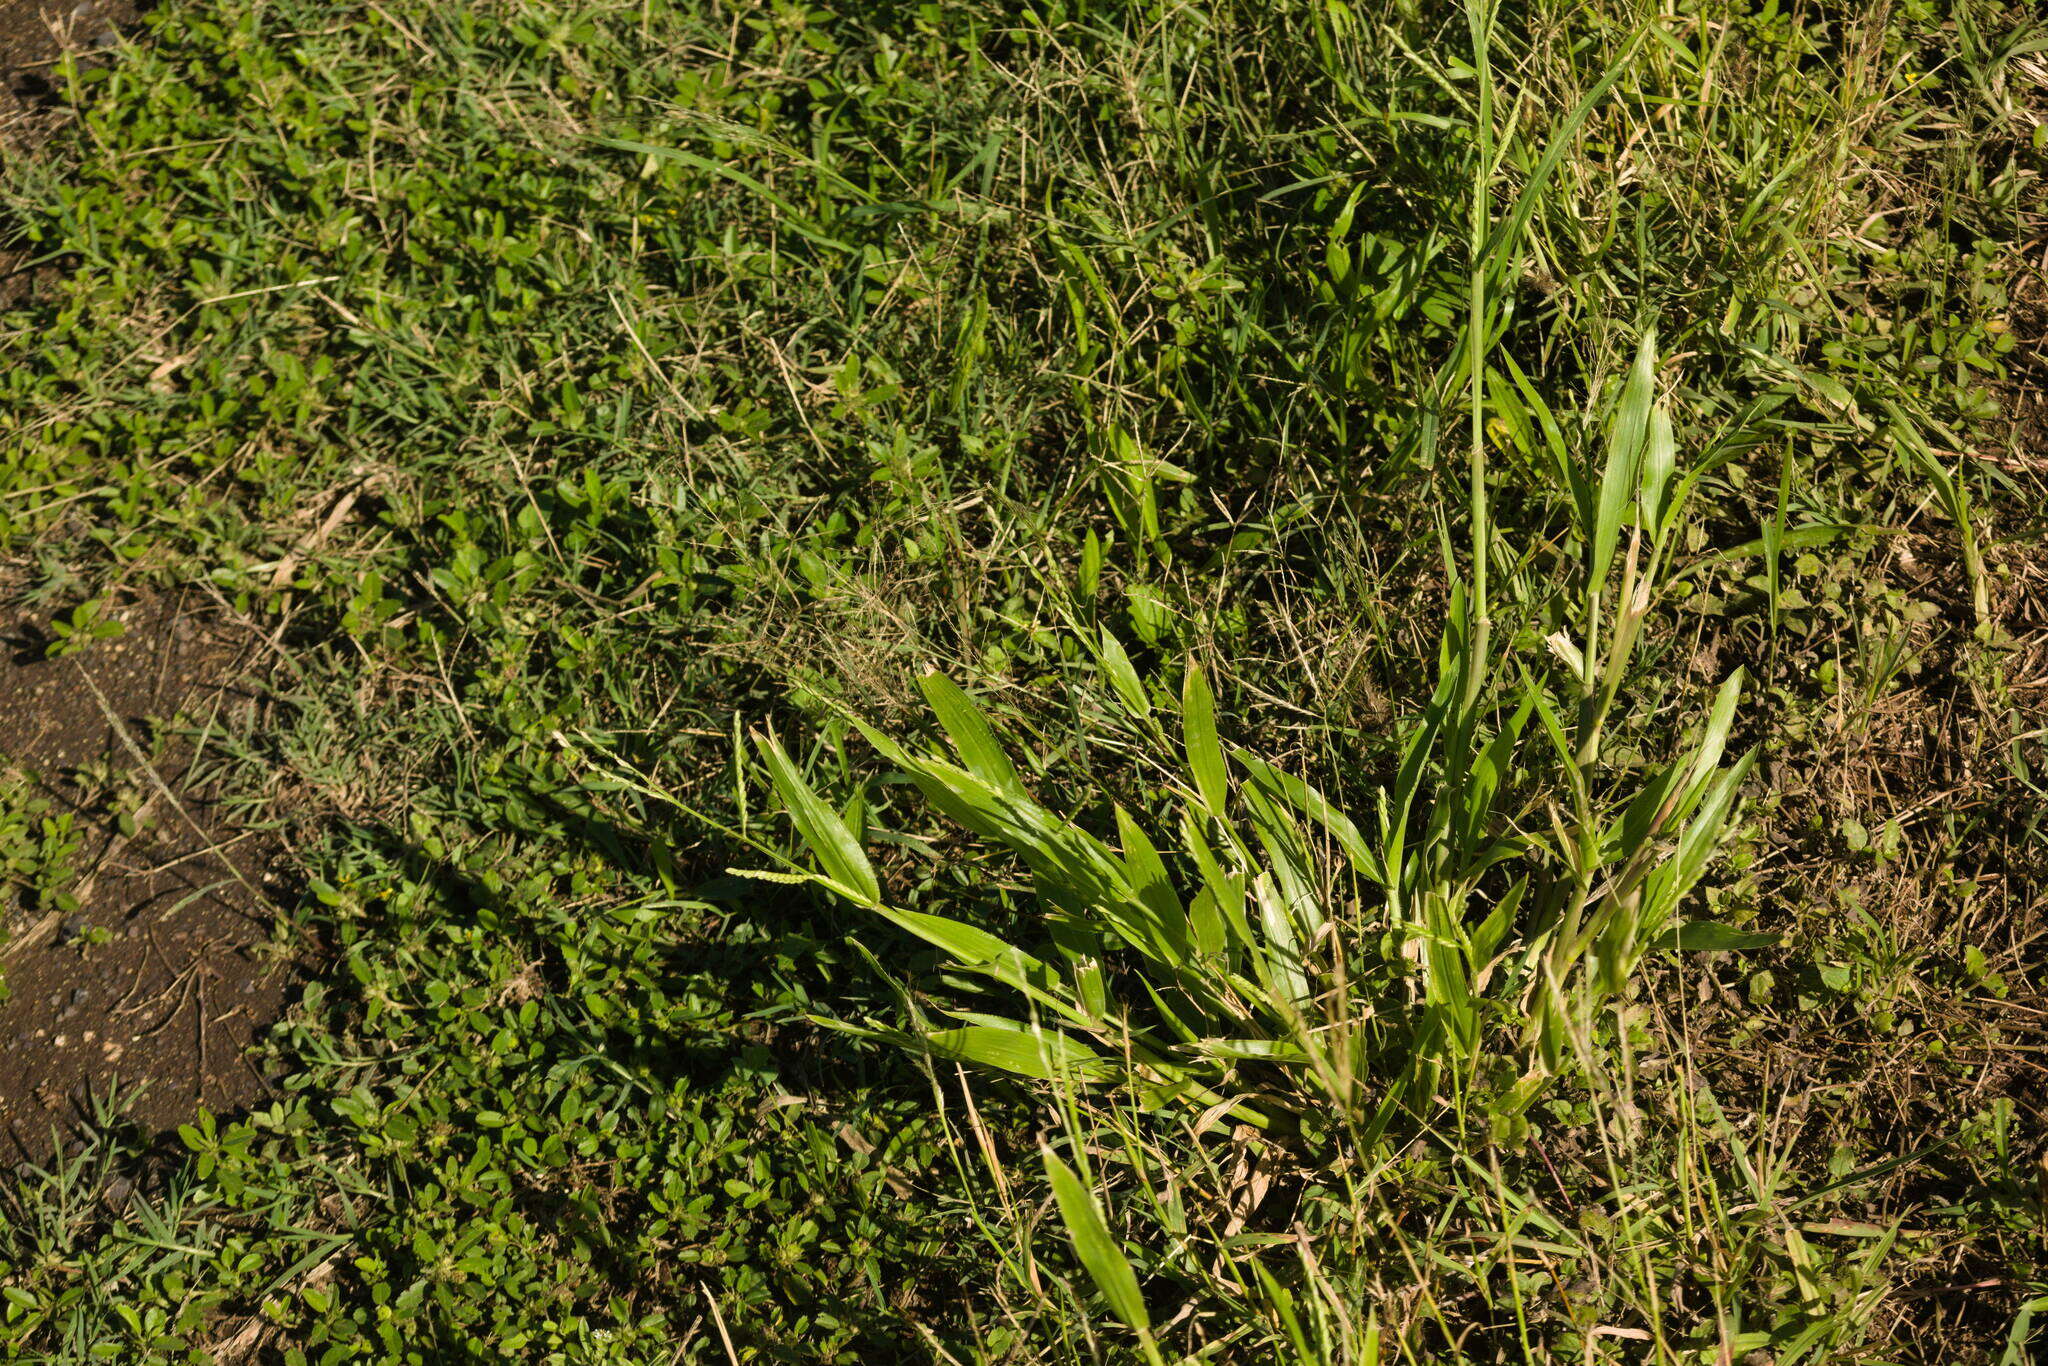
xmin=0 ymin=0 xmax=2044 ymax=1361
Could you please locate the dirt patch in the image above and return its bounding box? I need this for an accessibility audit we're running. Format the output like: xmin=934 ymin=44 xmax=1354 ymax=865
xmin=0 ymin=595 xmax=290 ymax=1161
xmin=0 ymin=0 xmax=132 ymax=128
xmin=0 ymin=0 xmax=142 ymax=310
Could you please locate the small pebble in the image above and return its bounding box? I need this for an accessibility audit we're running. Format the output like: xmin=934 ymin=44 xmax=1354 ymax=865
xmin=70 ymin=988 xmax=89 ymax=1005
xmin=52 ymin=1034 xmax=68 ymax=1048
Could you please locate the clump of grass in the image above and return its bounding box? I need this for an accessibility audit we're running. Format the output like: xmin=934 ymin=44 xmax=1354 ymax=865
xmin=758 ymin=319 xmax=1767 ymax=1360
xmin=761 ymin=330 xmax=1740 ymax=1105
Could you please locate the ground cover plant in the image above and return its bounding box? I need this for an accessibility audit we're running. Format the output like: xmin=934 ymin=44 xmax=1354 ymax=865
xmin=0 ymin=0 xmax=2045 ymax=1361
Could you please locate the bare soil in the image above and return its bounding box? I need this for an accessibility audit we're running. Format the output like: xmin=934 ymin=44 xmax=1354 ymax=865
xmin=0 ymin=596 xmax=290 ymax=1161
xmin=0 ymin=0 xmax=140 ymax=310
xmin=0 ymin=0 xmax=133 ymax=129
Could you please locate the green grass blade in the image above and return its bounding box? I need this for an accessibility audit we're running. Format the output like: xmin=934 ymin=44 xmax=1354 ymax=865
xmin=1642 ymin=401 xmax=1675 ymax=540
xmin=756 ymin=733 xmax=880 ymax=905
xmin=816 ymin=1018 xmax=1110 ymax=1083
xmin=1042 ymin=1150 xmax=1157 ymax=1345
xmin=1182 ymin=662 xmax=1230 ymax=820
xmin=1477 ymin=29 xmax=1646 ymax=299
xmin=1592 ymin=328 xmax=1658 ymax=594
xmin=1673 ymin=669 xmax=1745 ymax=819
xmin=1115 ymin=807 xmax=1191 ymax=961
xmin=1097 ymin=627 xmax=1151 ymax=718
xmin=1234 ymin=751 xmax=1382 ymax=885
xmin=1647 ymin=748 xmax=1758 ymax=931
xmin=595 ymin=138 xmax=859 ymax=253
xmin=922 ymin=1023 xmax=1108 ymax=1081
xmin=919 ymin=672 xmax=1025 ymax=795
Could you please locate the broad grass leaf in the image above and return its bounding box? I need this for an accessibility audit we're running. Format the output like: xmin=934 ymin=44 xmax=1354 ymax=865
xmin=1502 ymin=352 xmax=1577 ymax=513
xmin=1653 ymin=922 xmax=1781 ymax=952
xmin=1182 ymin=664 xmax=1229 ymax=819
xmin=1477 ymin=30 xmax=1645 ymax=301
xmin=922 ymin=1023 xmax=1108 ymax=1080
xmin=1233 ymin=752 xmax=1381 ymax=884
xmin=1042 ymin=1150 xmax=1153 ymax=1336
xmin=1593 ymin=328 xmax=1657 ymax=593
xmin=898 ymin=754 xmax=1166 ymax=963
xmin=1187 ymin=1037 xmax=1310 ymax=1065
xmin=814 ymin=1018 xmax=1109 ymax=1082
xmin=1642 ymin=401 xmax=1675 ymax=535
xmin=1097 ymin=627 xmax=1150 ymax=717
xmin=874 ymin=907 xmax=1049 ymax=984
xmin=1180 ymin=811 xmax=1245 ymax=959
xmin=1469 ymin=876 xmax=1526 ymax=964
xmin=1647 ymin=748 xmax=1757 ymax=930
xmin=1675 ymin=669 xmax=1745 ymax=817
xmin=756 ymin=733 xmax=879 ymax=905
xmin=1115 ymin=807 xmax=1190 ymax=962
xmin=1250 ymin=870 xmax=1312 ymax=1007
xmin=919 ymin=673 xmax=1024 ymax=795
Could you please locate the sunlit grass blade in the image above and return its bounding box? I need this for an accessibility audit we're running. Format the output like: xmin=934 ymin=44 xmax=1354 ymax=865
xmin=754 ymin=731 xmax=879 ymax=905
xmin=919 ymin=672 xmax=1025 ymax=795
xmin=1182 ymin=662 xmax=1230 ymax=820
xmin=1592 ymin=328 xmax=1658 ymax=598
xmin=1042 ymin=1150 xmax=1163 ymax=1364
xmin=1096 ymin=626 xmax=1152 ymax=718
